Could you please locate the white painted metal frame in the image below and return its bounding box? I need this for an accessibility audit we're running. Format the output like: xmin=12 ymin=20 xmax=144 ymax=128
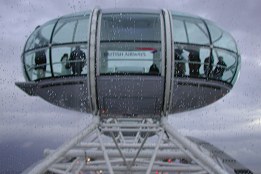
xmin=163 ymin=9 xmax=174 ymax=116
xmin=24 ymin=116 xmax=232 ymax=174
xmin=89 ymin=8 xmax=99 ymax=115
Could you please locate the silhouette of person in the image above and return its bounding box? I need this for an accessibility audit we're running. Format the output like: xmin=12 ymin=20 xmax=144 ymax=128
xmin=69 ymin=46 xmax=86 ymax=75
xmin=60 ymin=53 xmax=71 ymax=75
xmin=213 ymin=56 xmax=227 ymax=80
xmin=188 ymin=50 xmax=200 ymax=77
xmin=204 ymin=56 xmax=213 ymax=77
xmin=149 ymin=63 xmax=159 ymax=74
xmin=175 ymin=49 xmax=185 ymax=77
xmin=35 ymin=49 xmax=46 ymax=79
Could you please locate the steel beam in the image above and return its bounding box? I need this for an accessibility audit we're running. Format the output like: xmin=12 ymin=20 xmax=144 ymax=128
xmin=162 ymin=117 xmax=229 ymax=174
xmin=26 ymin=116 xmax=99 ymax=174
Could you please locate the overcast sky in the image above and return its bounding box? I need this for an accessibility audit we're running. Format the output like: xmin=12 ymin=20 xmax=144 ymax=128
xmin=0 ymin=0 xmax=261 ymax=173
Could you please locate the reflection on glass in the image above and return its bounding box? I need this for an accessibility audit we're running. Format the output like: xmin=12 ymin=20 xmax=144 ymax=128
xmin=100 ymin=13 xmax=161 ymax=74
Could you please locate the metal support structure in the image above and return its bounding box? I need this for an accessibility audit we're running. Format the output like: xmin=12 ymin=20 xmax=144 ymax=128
xmin=162 ymin=9 xmax=173 ymax=115
xmin=97 ymin=129 xmax=114 ymax=174
xmin=146 ymin=130 xmax=163 ymax=174
xmin=23 ymin=116 xmax=239 ymax=174
xmin=25 ymin=116 xmax=99 ymax=174
xmin=162 ymin=117 xmax=229 ymax=174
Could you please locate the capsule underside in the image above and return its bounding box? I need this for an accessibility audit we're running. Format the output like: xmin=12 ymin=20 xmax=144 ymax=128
xmin=16 ymin=8 xmax=240 ymax=117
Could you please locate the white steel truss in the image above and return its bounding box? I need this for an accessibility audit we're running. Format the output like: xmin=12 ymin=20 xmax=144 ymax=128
xmin=24 ymin=116 xmax=234 ymax=174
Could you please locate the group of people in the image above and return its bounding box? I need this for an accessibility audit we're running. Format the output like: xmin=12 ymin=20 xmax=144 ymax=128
xmin=174 ymin=48 xmax=227 ymax=80
xmin=34 ymin=46 xmax=227 ymax=80
xmin=60 ymin=46 xmax=86 ymax=75
xmin=34 ymin=46 xmax=86 ymax=78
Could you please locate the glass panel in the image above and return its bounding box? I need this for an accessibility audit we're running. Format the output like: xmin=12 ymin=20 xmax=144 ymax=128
xmin=205 ymin=20 xmax=222 ymax=43
xmin=172 ymin=18 xmax=187 ymax=43
xmin=174 ymin=45 xmax=188 ymax=77
xmin=207 ymin=22 xmax=238 ymax=52
xmin=100 ymin=13 xmax=161 ymax=74
xmin=52 ymin=16 xmax=89 ymax=44
xmin=174 ymin=44 xmax=210 ymax=78
xmin=24 ymin=49 xmax=51 ymax=80
xmin=52 ymin=45 xmax=88 ymax=76
xmin=172 ymin=16 xmax=209 ymax=45
xmin=210 ymin=49 xmax=237 ymax=82
xmin=185 ymin=20 xmax=209 ymax=44
xmin=25 ymin=21 xmax=56 ymax=51
xmin=231 ymin=55 xmax=241 ymax=85
xmin=52 ymin=19 xmax=77 ymax=44
xmin=74 ymin=18 xmax=89 ymax=42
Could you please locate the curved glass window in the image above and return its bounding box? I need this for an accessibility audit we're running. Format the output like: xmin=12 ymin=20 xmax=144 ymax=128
xmin=99 ymin=13 xmax=162 ymax=75
xmin=25 ymin=20 xmax=56 ymax=51
xmin=52 ymin=17 xmax=89 ymax=44
xmin=24 ymin=48 xmax=51 ymax=81
xmin=174 ymin=44 xmax=211 ymax=77
xmin=172 ymin=19 xmax=187 ymax=43
xmin=51 ymin=16 xmax=89 ymax=77
xmin=206 ymin=21 xmax=238 ymax=53
xmin=23 ymin=14 xmax=90 ymax=81
xmin=172 ymin=14 xmax=240 ymax=85
xmin=52 ymin=45 xmax=88 ymax=76
xmin=186 ymin=21 xmax=209 ymax=44
xmin=211 ymin=48 xmax=237 ymax=82
xmin=22 ymin=10 xmax=240 ymax=85
xmin=231 ymin=55 xmax=241 ymax=85
xmin=173 ymin=16 xmax=210 ymax=44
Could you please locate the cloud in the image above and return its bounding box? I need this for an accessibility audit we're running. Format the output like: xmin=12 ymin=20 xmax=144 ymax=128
xmin=169 ymin=106 xmax=261 ymax=173
xmin=21 ymin=141 xmax=33 ymax=148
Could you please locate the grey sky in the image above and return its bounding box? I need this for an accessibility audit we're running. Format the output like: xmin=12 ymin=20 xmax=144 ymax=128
xmin=0 ymin=0 xmax=261 ymax=173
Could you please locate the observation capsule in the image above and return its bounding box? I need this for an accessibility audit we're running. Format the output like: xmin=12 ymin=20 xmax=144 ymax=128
xmin=16 ymin=8 xmax=240 ymax=117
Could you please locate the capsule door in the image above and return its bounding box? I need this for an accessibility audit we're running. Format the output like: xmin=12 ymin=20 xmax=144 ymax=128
xmin=95 ymin=10 xmax=165 ymax=117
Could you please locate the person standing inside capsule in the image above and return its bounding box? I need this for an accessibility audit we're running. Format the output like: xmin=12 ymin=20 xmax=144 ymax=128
xmin=188 ymin=50 xmax=200 ymax=77
xmin=174 ymin=48 xmax=186 ymax=77
xmin=69 ymin=46 xmax=86 ymax=75
xmin=213 ymin=56 xmax=227 ymax=80
xmin=204 ymin=56 xmax=213 ymax=77
xmin=34 ymin=48 xmax=47 ymax=79
xmin=60 ymin=53 xmax=71 ymax=75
